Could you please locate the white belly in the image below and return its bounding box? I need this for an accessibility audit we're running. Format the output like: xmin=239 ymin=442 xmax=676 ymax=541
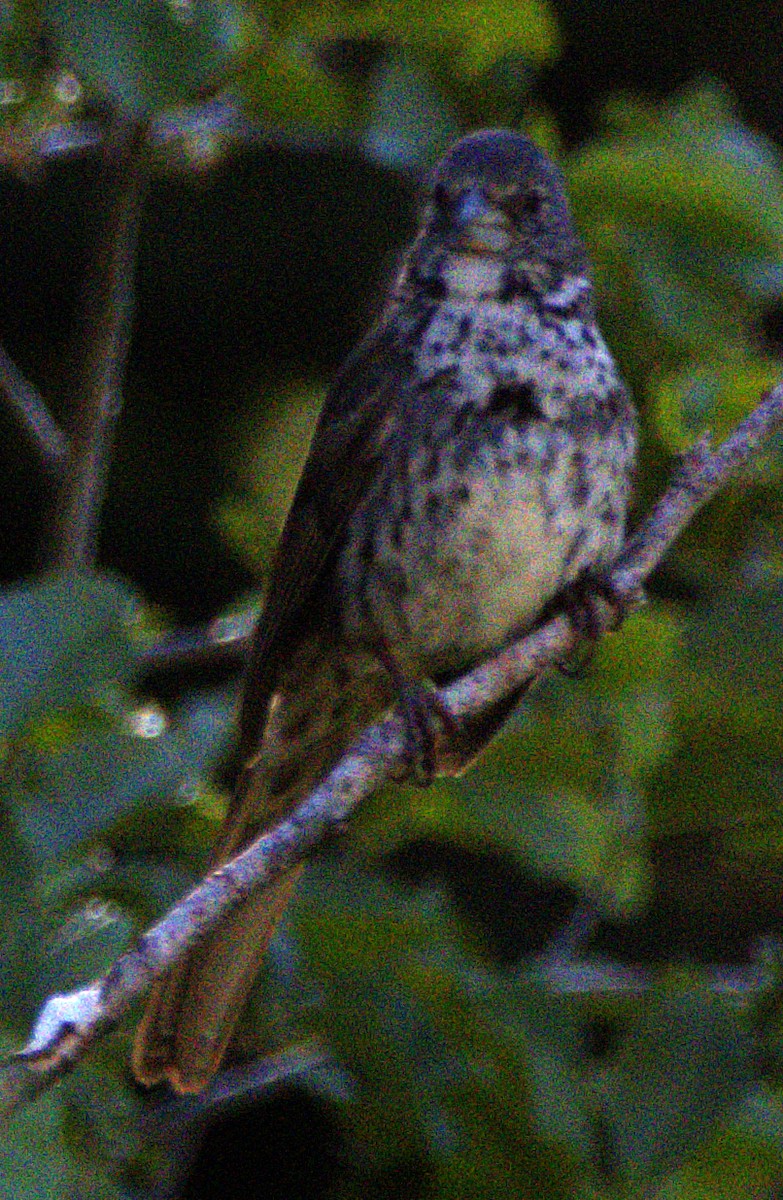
xmin=403 ymin=479 xmax=565 ymax=672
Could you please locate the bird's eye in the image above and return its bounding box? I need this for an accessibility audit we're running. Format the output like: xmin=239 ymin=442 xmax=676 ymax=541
xmin=510 ymin=188 xmax=544 ymax=220
xmin=433 ymin=182 xmax=450 ymax=209
xmin=521 ymin=189 xmax=543 ymax=217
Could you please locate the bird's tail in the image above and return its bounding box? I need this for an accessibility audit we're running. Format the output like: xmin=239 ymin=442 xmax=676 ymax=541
xmin=132 ymin=642 xmax=390 ymax=1093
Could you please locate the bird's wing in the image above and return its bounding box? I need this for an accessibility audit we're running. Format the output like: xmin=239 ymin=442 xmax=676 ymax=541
xmin=235 ymin=322 xmax=411 ymax=765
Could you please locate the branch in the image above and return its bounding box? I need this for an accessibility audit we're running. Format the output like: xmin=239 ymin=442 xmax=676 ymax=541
xmin=4 ymin=382 xmax=783 ymax=1116
xmin=0 ymin=342 xmax=68 ymax=470
xmin=11 ymin=101 xmax=356 ymax=166
xmin=139 ymin=612 xmax=254 ymax=681
xmin=46 ymin=114 xmax=149 ymax=570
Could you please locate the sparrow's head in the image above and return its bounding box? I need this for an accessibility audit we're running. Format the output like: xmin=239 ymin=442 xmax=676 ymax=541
xmin=405 ymin=129 xmax=589 ymax=303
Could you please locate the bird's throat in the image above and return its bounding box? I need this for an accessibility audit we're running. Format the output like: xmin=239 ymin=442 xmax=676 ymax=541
xmin=443 ymin=252 xmax=506 ymax=300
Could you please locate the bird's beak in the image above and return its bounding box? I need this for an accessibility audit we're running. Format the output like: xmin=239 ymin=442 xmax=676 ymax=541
xmin=453 ymin=188 xmax=511 ymax=256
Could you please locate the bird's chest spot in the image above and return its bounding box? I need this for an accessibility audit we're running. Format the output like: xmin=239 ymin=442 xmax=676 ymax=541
xmin=416 ymin=299 xmax=615 ymax=422
xmin=416 ymin=300 xmax=525 ymax=392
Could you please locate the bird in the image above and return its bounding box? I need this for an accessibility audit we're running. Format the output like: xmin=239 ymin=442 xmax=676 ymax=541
xmin=132 ymin=128 xmax=637 ymax=1092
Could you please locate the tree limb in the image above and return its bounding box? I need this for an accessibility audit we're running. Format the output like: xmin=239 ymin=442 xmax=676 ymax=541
xmin=46 ymin=114 xmax=149 ymax=570
xmin=139 ymin=611 xmax=254 ymax=681
xmin=0 ymin=342 xmax=68 ymax=470
xmin=3 ymin=381 xmax=783 ymax=1117
xmin=11 ymin=101 xmax=355 ymax=167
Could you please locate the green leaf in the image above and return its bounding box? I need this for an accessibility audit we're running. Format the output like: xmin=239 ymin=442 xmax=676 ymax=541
xmin=0 ymin=0 xmax=44 ymax=104
xmin=0 ymin=816 xmax=49 ymax=1028
xmin=649 ymin=585 xmax=783 ymax=838
xmin=567 ymin=81 xmax=783 ymax=404
xmin=0 ymin=1089 xmax=70 ymax=1199
xmin=216 ymin=383 xmax=323 ymax=573
xmin=601 ymin=982 xmax=754 ymax=1183
xmin=0 ymin=572 xmax=139 ymax=742
xmin=59 ymin=1052 xmax=147 ymax=1199
xmin=1 ymin=572 xmax=234 ymax=861
xmin=363 ymin=53 xmax=458 ymax=170
xmin=40 ymin=900 xmax=133 ymax=999
xmin=241 ymin=36 xmax=354 ymax=131
xmin=321 ymin=0 xmax=560 ymax=76
xmin=3 ymin=688 xmax=234 ymax=861
xmin=7 ymin=714 xmax=178 ymax=859
xmin=572 ymin=85 xmax=783 ymax=262
xmin=652 ymin=357 xmax=783 ymax=455
xmin=291 ymin=864 xmax=594 ymax=1189
xmin=654 ymin=1090 xmax=783 ymax=1200
xmin=45 ymin=0 xmax=248 ymax=116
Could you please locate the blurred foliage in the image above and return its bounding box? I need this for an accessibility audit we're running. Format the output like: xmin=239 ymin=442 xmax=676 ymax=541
xmin=3 ymin=0 xmax=783 ymax=1198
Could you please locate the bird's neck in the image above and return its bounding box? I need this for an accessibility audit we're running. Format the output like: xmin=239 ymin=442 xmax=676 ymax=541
xmin=441 ymin=252 xmax=506 ymax=300
xmin=398 ymin=243 xmax=593 ymax=314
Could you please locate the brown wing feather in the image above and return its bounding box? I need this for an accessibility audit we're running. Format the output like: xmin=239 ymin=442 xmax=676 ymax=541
xmin=236 ymin=325 xmax=408 ymax=763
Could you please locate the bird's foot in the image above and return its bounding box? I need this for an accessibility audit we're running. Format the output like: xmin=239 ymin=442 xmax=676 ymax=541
xmin=396 ymin=679 xmax=458 ymax=785
xmin=557 ymin=572 xmax=633 ymax=679
xmin=378 ymin=643 xmax=457 ymax=785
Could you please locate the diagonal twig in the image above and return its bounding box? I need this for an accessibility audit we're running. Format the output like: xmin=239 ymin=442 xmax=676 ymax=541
xmin=0 ymin=342 xmax=68 ymax=469
xmin=3 ymin=381 xmax=783 ymax=1116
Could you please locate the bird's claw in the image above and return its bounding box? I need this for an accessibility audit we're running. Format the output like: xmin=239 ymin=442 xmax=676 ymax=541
xmin=557 ymin=573 xmax=632 ymax=678
xmin=392 ymin=681 xmax=456 ymax=786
